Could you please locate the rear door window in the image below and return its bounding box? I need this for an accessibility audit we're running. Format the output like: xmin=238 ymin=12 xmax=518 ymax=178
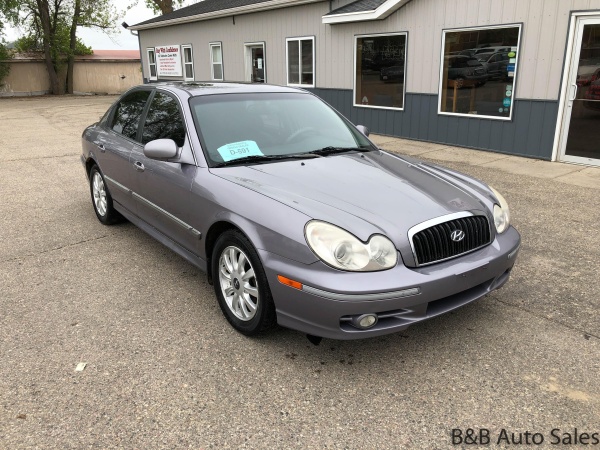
xmin=141 ymin=92 xmax=186 ymax=147
xmin=110 ymin=90 xmax=151 ymax=141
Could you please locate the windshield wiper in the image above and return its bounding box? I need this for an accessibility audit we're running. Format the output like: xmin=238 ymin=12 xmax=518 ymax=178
xmin=212 ymin=153 xmax=320 ymax=168
xmin=308 ymin=146 xmax=373 ymax=156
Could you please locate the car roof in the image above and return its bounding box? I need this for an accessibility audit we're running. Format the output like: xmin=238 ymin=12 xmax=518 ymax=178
xmin=446 ymin=55 xmax=475 ymax=60
xmin=144 ymin=81 xmax=306 ymax=97
xmin=478 ymin=51 xmax=507 ymax=57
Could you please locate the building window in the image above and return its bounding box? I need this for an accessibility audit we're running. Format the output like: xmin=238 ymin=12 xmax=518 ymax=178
xmin=438 ymin=24 xmax=522 ymax=119
xmin=354 ymin=33 xmax=407 ymax=109
xmin=286 ymin=37 xmax=315 ymax=87
xmin=210 ymin=42 xmax=223 ymax=81
xmin=182 ymin=45 xmax=194 ymax=81
xmin=147 ymin=48 xmax=157 ymax=81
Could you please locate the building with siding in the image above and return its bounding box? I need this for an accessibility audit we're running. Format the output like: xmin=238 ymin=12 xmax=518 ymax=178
xmin=129 ymin=0 xmax=600 ymax=166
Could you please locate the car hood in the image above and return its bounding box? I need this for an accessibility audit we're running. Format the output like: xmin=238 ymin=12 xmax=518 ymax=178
xmin=210 ymin=151 xmax=490 ymax=254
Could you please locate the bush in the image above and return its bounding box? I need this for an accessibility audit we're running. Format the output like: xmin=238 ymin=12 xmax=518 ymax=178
xmin=0 ymin=41 xmax=12 ymax=87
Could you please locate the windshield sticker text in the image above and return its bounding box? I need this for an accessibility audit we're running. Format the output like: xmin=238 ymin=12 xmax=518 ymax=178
xmin=217 ymin=141 xmax=264 ymax=162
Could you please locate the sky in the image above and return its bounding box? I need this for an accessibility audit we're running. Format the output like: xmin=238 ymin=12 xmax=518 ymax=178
xmin=3 ymin=2 xmax=198 ymax=51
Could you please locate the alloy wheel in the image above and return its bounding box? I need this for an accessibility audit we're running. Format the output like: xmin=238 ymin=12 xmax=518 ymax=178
xmin=92 ymin=171 xmax=108 ymax=217
xmin=218 ymin=246 xmax=259 ymax=321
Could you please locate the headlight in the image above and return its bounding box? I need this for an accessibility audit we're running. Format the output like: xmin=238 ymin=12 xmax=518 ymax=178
xmin=305 ymin=221 xmax=397 ymax=271
xmin=490 ymin=186 xmax=510 ymax=234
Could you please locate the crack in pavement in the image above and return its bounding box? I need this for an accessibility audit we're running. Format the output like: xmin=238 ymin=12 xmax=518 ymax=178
xmin=0 ymin=232 xmax=124 ymax=264
xmin=1 ymin=153 xmax=80 ymax=163
xmin=493 ymin=297 xmax=600 ymax=342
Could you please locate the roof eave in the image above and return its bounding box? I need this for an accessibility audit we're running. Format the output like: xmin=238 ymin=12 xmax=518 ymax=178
xmin=130 ymin=0 xmax=324 ymax=31
xmin=322 ymin=0 xmax=412 ymax=25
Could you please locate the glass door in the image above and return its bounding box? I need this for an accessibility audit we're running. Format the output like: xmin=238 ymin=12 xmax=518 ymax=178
xmin=559 ymin=17 xmax=600 ymax=166
xmin=245 ymin=43 xmax=265 ymax=83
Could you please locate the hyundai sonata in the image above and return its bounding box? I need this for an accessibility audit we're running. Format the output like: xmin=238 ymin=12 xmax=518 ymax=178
xmin=81 ymin=82 xmax=520 ymax=340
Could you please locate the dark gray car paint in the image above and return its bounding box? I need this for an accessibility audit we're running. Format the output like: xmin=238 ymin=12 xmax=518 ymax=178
xmin=82 ymin=82 xmax=520 ymax=340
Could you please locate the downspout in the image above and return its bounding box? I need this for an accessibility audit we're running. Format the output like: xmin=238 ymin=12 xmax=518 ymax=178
xmin=122 ymin=22 xmax=144 ymax=84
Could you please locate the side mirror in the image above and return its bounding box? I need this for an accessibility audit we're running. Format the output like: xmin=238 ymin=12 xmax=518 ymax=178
xmin=356 ymin=125 xmax=370 ymax=137
xmin=143 ymin=139 xmax=178 ymax=160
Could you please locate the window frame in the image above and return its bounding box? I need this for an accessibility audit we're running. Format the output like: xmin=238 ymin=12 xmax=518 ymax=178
xmin=243 ymin=41 xmax=266 ymax=83
xmin=285 ymin=36 xmax=316 ymax=88
xmin=182 ymin=44 xmax=195 ymax=81
xmin=146 ymin=48 xmax=157 ymax=81
xmin=353 ymin=32 xmax=408 ymax=111
xmin=437 ymin=23 xmax=523 ymax=121
xmin=209 ymin=42 xmax=224 ymax=81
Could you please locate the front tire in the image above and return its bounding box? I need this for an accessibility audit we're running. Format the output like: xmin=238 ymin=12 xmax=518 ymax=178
xmin=212 ymin=230 xmax=276 ymax=335
xmin=89 ymin=164 xmax=122 ymax=225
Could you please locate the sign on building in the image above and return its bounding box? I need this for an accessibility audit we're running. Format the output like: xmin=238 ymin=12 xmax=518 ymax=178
xmin=155 ymin=45 xmax=182 ymax=77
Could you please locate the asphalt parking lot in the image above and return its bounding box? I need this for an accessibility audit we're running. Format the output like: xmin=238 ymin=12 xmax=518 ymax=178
xmin=1 ymin=95 xmax=598 ymax=449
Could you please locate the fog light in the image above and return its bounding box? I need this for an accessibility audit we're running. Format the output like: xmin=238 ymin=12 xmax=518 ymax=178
xmin=357 ymin=314 xmax=378 ymax=329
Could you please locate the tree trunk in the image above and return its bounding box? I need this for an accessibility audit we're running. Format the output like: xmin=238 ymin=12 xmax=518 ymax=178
xmin=157 ymin=0 xmax=173 ymax=14
xmin=67 ymin=0 xmax=81 ymax=94
xmin=36 ymin=0 xmax=60 ymax=94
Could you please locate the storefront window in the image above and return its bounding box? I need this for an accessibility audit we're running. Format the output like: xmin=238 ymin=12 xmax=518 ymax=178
xmin=355 ymin=33 xmax=407 ymax=109
xmin=286 ymin=37 xmax=314 ymax=87
xmin=439 ymin=25 xmax=521 ymax=119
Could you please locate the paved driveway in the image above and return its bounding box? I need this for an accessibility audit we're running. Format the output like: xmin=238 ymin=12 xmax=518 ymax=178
xmin=0 ymin=96 xmax=598 ymax=449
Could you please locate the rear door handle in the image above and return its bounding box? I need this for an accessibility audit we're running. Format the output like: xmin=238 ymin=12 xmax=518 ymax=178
xmin=133 ymin=161 xmax=145 ymax=172
xmin=98 ymin=144 xmax=106 ymax=153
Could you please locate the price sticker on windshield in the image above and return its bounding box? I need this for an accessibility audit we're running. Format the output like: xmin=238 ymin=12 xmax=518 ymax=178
xmin=217 ymin=140 xmax=264 ymax=162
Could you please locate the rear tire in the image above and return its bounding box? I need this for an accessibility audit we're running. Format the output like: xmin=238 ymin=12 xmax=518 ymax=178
xmin=89 ymin=164 xmax=122 ymax=225
xmin=212 ymin=230 xmax=277 ymax=335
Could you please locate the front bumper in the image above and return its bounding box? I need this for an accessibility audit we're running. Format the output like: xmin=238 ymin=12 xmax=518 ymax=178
xmin=260 ymin=226 xmax=520 ymax=340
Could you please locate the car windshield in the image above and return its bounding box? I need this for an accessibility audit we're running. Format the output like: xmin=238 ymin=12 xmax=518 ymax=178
xmin=189 ymin=92 xmax=374 ymax=166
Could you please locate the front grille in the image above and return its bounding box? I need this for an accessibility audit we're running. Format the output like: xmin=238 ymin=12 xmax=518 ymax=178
xmin=412 ymin=215 xmax=491 ymax=266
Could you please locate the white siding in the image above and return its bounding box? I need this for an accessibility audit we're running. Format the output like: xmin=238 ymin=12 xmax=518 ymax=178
xmin=138 ymin=0 xmax=600 ymax=100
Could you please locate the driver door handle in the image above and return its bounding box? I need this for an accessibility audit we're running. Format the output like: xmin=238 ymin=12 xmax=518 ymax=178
xmin=133 ymin=161 xmax=145 ymax=172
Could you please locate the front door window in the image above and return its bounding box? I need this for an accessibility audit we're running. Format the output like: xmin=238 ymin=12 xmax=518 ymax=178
xmin=246 ymin=44 xmax=265 ymax=83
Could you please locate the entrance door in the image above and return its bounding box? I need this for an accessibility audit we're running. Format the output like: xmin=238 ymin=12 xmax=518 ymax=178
xmin=245 ymin=43 xmax=266 ymax=83
xmin=559 ymin=17 xmax=600 ymax=166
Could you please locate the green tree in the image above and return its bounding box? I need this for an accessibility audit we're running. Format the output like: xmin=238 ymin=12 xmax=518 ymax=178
xmin=0 ymin=0 xmax=119 ymax=94
xmin=144 ymin=0 xmax=184 ymax=15
xmin=0 ymin=2 xmax=16 ymax=88
xmin=66 ymin=0 xmax=117 ymax=93
xmin=0 ymin=40 xmax=12 ymax=88
xmin=14 ymin=21 xmax=92 ymax=56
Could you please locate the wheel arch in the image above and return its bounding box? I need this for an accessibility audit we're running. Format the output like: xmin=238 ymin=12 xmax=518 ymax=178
xmin=205 ymin=220 xmax=256 ymax=285
xmin=85 ymin=156 xmax=98 ymax=177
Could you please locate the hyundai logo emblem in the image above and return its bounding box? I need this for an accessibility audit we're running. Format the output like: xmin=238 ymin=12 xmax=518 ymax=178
xmin=450 ymin=230 xmax=465 ymax=242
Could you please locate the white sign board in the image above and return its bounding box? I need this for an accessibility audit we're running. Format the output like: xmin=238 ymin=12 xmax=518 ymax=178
xmin=155 ymin=45 xmax=182 ymax=77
